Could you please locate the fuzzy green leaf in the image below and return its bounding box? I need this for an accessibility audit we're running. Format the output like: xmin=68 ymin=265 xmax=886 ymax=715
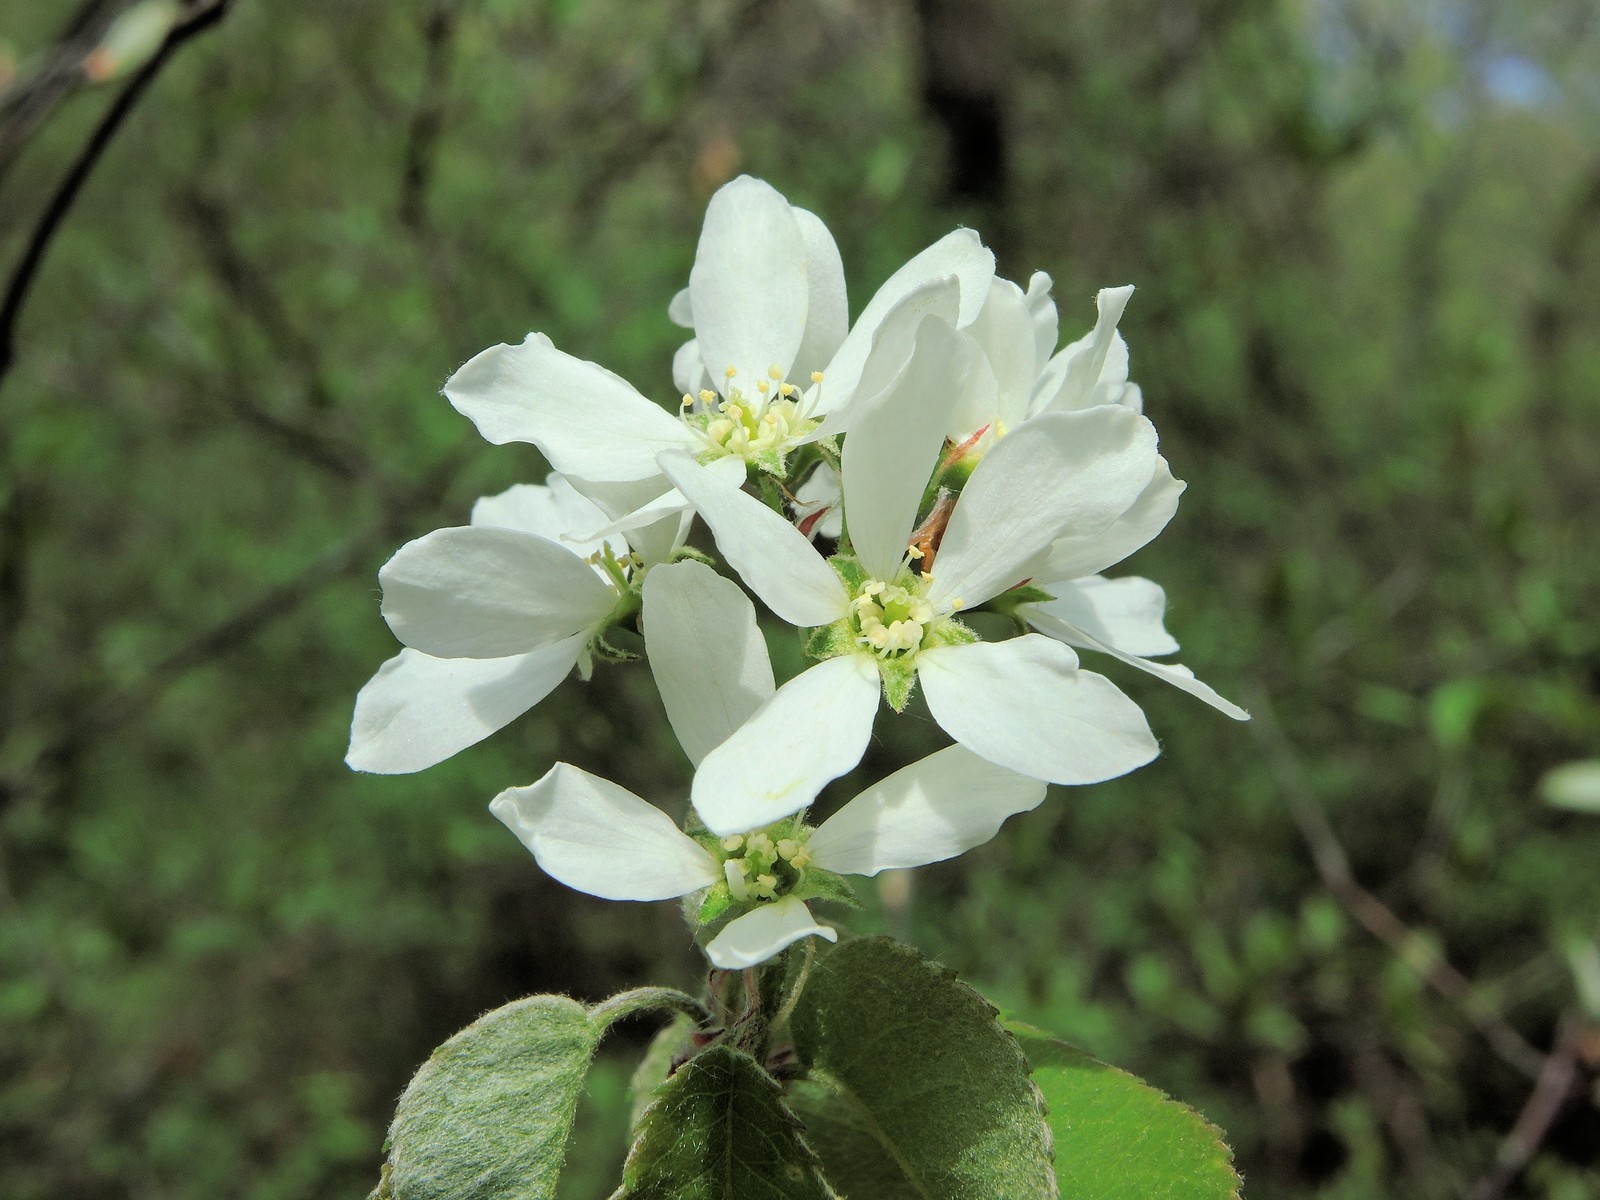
xmin=826 ymin=555 xmax=870 ymax=593
xmin=629 ymin=1015 xmax=696 ymax=1133
xmin=619 ymin=1044 xmax=836 ymax=1198
xmin=1008 ymin=1023 xmax=1242 ymax=1199
xmin=383 ymin=995 xmax=603 ymax=1200
xmin=789 ymin=938 xmax=1054 ymax=1199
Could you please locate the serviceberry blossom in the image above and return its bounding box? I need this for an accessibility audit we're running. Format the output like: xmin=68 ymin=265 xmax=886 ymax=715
xmin=439 ymin=175 xmax=995 ymax=532
xmin=489 ymin=560 xmax=1045 ymax=969
xmin=660 ymin=294 xmax=1165 ymax=836
xmin=346 ymin=475 xmax=666 ymax=774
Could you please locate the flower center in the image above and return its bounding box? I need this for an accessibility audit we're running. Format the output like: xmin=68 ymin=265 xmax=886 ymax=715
xmin=717 ymin=822 xmax=812 ymax=904
xmin=850 ymin=577 xmax=936 ymax=660
xmin=681 ymin=364 xmax=822 ymax=465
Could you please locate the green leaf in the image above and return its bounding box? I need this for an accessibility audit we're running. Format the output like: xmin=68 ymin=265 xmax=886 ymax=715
xmin=789 ymin=938 xmax=1054 ymax=1199
xmin=628 ymin=1015 xmax=696 ymax=1132
xmin=384 ymin=995 xmax=603 ymax=1200
xmin=618 ymin=1045 xmax=836 ymax=1198
xmin=1008 ymin=1023 xmax=1242 ymax=1199
xmin=1539 ymin=760 xmax=1600 ymax=813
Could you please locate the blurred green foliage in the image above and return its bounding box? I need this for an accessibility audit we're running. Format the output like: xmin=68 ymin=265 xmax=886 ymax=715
xmin=1 ymin=0 xmax=1598 ymax=1196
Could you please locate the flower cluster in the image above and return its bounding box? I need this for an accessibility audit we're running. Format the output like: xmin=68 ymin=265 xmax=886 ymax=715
xmin=348 ymin=176 xmax=1246 ymax=969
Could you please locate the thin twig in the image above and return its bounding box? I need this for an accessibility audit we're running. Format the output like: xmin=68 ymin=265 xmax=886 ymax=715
xmin=0 ymin=0 xmax=232 ymax=387
xmin=1248 ymin=691 xmax=1546 ymax=1080
xmin=1465 ymin=1012 xmax=1585 ymax=1200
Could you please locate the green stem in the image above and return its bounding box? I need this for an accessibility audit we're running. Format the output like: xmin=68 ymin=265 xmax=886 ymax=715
xmin=772 ymin=936 xmax=817 ymax=1030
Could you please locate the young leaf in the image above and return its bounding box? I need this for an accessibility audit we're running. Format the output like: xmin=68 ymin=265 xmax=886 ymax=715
xmin=628 ymin=1015 xmax=696 ymax=1133
xmin=1008 ymin=1023 xmax=1243 ymax=1199
xmin=788 ymin=937 xmax=1055 ymax=1199
xmin=618 ymin=1044 xmax=836 ymax=1198
xmin=382 ymin=995 xmax=603 ymax=1200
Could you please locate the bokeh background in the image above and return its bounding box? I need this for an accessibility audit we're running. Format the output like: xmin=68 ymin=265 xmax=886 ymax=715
xmin=2 ymin=0 xmax=1598 ymax=1196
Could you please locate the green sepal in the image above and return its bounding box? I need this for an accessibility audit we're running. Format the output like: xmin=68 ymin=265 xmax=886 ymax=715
xmin=756 ymin=473 xmax=788 ymax=514
xmin=753 ymin=447 xmax=787 ymax=477
xmin=930 ymin=617 xmax=978 ymax=648
xmin=1007 ymin=1021 xmax=1244 ymax=1198
xmin=790 ymin=867 xmax=862 ymax=910
xmin=617 ymin=1045 xmax=837 ymax=1198
xmin=696 ymin=883 xmax=735 ymax=926
xmin=996 ymin=584 xmax=1057 ymax=608
xmin=826 ymin=554 xmax=870 ymax=593
xmin=879 ymin=656 xmax=919 ymax=712
xmin=804 ymin=619 xmax=856 ymax=662
xmin=668 ymin=544 xmax=717 ymax=568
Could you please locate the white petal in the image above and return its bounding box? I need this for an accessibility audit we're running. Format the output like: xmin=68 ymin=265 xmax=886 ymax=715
xmin=793 ymin=462 xmax=843 ymax=542
xmin=790 ymin=206 xmax=848 ymax=381
xmin=1031 ymin=576 xmax=1179 ymax=657
xmin=672 ymin=337 xmax=708 ymax=396
xmin=658 ymin=451 xmax=848 ymax=628
xmin=642 ymin=560 xmax=776 ymax=766
xmin=965 ymin=278 xmax=1037 ymax=419
xmin=944 ymin=346 xmax=1002 ymax=443
xmin=571 ymin=456 xmax=746 ymax=548
xmin=380 ymin=526 xmax=614 ymax=658
xmin=346 ymin=639 xmax=586 ymax=774
xmin=918 ymin=636 xmax=1159 ymax=784
xmin=1034 ymin=456 xmax=1184 ymax=580
xmin=705 ymin=897 xmax=836 ymax=969
xmin=690 ymin=655 xmax=880 ymax=836
xmin=690 ymin=176 xmax=808 ymax=391
xmin=817 ymin=228 xmax=994 ymax=413
xmin=842 ymin=313 xmax=970 ymax=579
xmin=490 ymin=764 xmax=719 ymax=901
xmin=808 ymin=745 xmax=1046 ymax=876
xmin=668 ymin=286 xmax=694 ymax=328
xmin=1031 ymin=285 xmax=1134 ymax=415
xmin=1023 ymin=606 xmax=1249 ymax=721
xmin=1023 ymin=271 xmax=1059 ymax=376
xmin=470 ymin=476 xmax=622 ymax=567
xmin=814 ymin=276 xmax=961 ymax=430
xmin=928 ymin=407 xmax=1160 ymax=610
xmin=567 ymin=473 xmax=700 ymax=567
xmin=444 ymin=333 xmax=695 ymax=481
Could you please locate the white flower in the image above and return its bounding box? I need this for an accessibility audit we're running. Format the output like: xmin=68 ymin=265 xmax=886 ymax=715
xmin=439 ymin=175 xmax=995 ymax=521
xmin=346 ymin=475 xmax=656 ymax=774
xmin=937 ymin=276 xmax=1246 ymax=722
xmin=488 ymin=558 xmax=1046 ymax=969
xmin=658 ymin=310 xmax=1163 ymax=835
xmin=947 ymin=278 xmax=1144 ymax=457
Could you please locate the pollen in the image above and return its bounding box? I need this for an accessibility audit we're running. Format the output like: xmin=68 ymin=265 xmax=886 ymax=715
xmin=810 ymin=371 xmax=824 ymax=384
xmin=724 ymin=365 xmax=737 ymax=379
xmin=767 ymin=364 xmax=783 ymax=380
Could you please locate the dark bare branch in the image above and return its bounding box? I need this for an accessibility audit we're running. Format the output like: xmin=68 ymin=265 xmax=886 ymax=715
xmin=0 ymin=0 xmax=233 ymax=388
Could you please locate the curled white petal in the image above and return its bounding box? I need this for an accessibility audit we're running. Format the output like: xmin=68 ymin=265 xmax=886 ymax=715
xmin=443 ymin=333 xmax=695 ymax=481
xmin=379 ymin=526 xmax=614 ymax=659
xmin=809 ymin=745 xmax=1046 ymax=876
xmin=918 ymin=635 xmax=1159 ymax=785
xmin=705 ymin=896 xmax=836 ymax=969
xmin=346 ymin=639 xmax=587 ymax=774
xmin=490 ymin=764 xmax=719 ymax=901
xmin=690 ymin=655 xmax=880 ymax=836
